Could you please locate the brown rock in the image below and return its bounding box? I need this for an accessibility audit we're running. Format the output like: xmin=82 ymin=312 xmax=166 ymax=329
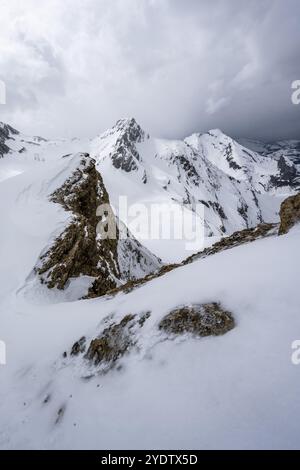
xmin=278 ymin=192 xmax=300 ymax=235
xmin=159 ymin=303 xmax=235 ymax=337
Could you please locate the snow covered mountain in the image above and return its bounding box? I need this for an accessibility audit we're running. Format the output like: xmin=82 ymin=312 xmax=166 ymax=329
xmin=0 ymin=189 xmax=300 ymax=449
xmin=0 ymin=148 xmax=161 ymax=303
xmin=92 ymin=119 xmax=299 ymax=260
xmin=238 ymin=136 xmax=300 ymax=170
xmin=2 ymin=118 xmax=298 ymax=261
xmin=0 ymin=118 xmax=300 ymax=450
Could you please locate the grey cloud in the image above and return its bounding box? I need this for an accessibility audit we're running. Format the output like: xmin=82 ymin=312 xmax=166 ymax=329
xmin=0 ymin=0 xmax=299 ymax=141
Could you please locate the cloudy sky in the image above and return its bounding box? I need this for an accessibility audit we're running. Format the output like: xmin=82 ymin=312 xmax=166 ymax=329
xmin=0 ymin=0 xmax=299 ymax=141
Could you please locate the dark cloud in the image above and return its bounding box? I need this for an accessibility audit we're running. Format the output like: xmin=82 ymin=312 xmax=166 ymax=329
xmin=0 ymin=0 xmax=299 ymax=141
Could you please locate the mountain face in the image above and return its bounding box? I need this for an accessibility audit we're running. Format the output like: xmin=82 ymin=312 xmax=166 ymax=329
xmin=0 ymin=118 xmax=299 ymax=263
xmin=0 ymin=122 xmax=20 ymax=158
xmin=239 ymin=136 xmax=300 ymax=170
xmin=91 ymin=120 xmax=300 ymax=260
xmin=32 ymin=152 xmax=161 ymax=299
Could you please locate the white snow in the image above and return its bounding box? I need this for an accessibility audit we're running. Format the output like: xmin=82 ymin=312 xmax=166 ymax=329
xmin=0 ymin=220 xmax=299 ymax=449
xmin=0 ymin=120 xmax=299 ymax=450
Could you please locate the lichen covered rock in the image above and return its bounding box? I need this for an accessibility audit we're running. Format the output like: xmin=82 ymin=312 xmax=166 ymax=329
xmin=159 ymin=303 xmax=235 ymax=337
xmin=85 ymin=314 xmax=136 ymax=368
xmin=278 ymin=192 xmax=300 ymax=235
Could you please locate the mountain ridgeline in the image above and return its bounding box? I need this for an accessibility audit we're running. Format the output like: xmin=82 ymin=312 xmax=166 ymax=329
xmin=0 ymin=118 xmax=299 ymax=299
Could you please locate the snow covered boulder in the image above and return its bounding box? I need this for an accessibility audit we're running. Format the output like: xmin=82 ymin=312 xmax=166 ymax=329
xmin=159 ymin=303 xmax=235 ymax=337
xmin=85 ymin=314 xmax=137 ymax=370
xmin=75 ymin=312 xmax=151 ymax=373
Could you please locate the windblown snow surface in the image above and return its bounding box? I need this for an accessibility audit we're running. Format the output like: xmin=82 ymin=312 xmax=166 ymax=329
xmin=0 ymin=120 xmax=300 ymax=449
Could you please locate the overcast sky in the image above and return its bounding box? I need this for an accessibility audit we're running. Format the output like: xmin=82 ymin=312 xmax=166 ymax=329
xmin=0 ymin=0 xmax=299 ymax=141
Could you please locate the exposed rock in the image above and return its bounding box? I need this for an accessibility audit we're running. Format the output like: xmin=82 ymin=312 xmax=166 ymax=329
xmin=270 ymin=156 xmax=299 ymax=189
xmin=69 ymin=312 xmax=152 ymax=372
xmin=36 ymin=154 xmax=119 ymax=290
xmin=237 ymin=201 xmax=249 ymax=225
xmin=85 ymin=314 xmax=136 ymax=368
xmin=159 ymin=303 xmax=235 ymax=337
xmin=211 ymin=201 xmax=227 ymax=220
xmin=279 ymin=192 xmax=300 ymax=235
xmin=138 ymin=311 xmax=151 ymax=327
xmin=0 ymin=123 xmax=19 ymax=158
xmin=225 ymin=143 xmax=242 ymax=170
xmin=43 ymin=394 xmax=51 ymax=405
xmin=111 ymin=118 xmax=145 ymax=172
xmin=184 ymin=222 xmax=277 ymax=265
xmin=71 ymin=336 xmax=86 ymax=356
xmin=55 ymin=405 xmax=66 ymax=425
xmin=35 ymin=153 xmax=161 ymax=295
xmin=176 ymin=154 xmax=199 ymax=186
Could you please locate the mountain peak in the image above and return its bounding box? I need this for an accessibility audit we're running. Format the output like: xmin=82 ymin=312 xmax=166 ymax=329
xmin=115 ymin=117 xmax=139 ymax=127
xmin=207 ymin=128 xmax=224 ymax=135
xmin=0 ymin=121 xmax=19 ymax=136
xmin=113 ymin=117 xmax=146 ymax=141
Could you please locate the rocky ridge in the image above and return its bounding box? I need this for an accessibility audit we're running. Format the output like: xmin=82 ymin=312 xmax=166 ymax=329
xmin=35 ymin=153 xmax=161 ymax=296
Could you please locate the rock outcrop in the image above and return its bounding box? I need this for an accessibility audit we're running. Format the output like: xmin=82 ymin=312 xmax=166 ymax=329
xmin=279 ymin=192 xmax=300 ymax=235
xmin=270 ymin=156 xmax=299 ymax=189
xmin=159 ymin=303 xmax=235 ymax=337
xmin=35 ymin=153 xmax=161 ymax=296
xmin=0 ymin=122 xmax=19 ymax=158
xmin=69 ymin=311 xmax=151 ymax=373
xmin=184 ymin=222 xmax=277 ymax=265
xmin=110 ymin=118 xmax=146 ymax=173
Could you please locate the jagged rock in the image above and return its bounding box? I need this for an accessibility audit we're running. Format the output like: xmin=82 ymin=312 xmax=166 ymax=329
xmin=159 ymin=303 xmax=235 ymax=337
xmin=237 ymin=201 xmax=249 ymax=224
xmin=279 ymin=192 xmax=300 ymax=235
xmin=71 ymin=336 xmax=86 ymax=356
xmin=225 ymin=143 xmax=242 ymax=170
xmin=0 ymin=122 xmax=19 ymax=158
xmin=270 ymin=156 xmax=299 ymax=189
xmin=184 ymin=222 xmax=277 ymax=265
xmin=35 ymin=153 xmax=161 ymax=295
xmin=211 ymin=201 xmax=227 ymax=220
xmin=110 ymin=118 xmax=145 ymax=172
xmin=85 ymin=314 xmax=136 ymax=368
xmin=36 ymin=154 xmax=118 ymax=290
xmin=70 ymin=312 xmax=151 ymax=372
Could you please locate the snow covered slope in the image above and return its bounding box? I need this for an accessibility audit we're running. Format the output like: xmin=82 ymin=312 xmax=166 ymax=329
xmin=1 ymin=118 xmax=299 ymax=262
xmin=0 ymin=148 xmax=161 ymax=304
xmin=91 ymin=119 xmax=299 ymax=260
xmin=239 ymin=137 xmax=300 ymax=170
xmin=0 ymin=214 xmax=299 ymax=449
xmin=0 ymin=118 xmax=300 ymax=450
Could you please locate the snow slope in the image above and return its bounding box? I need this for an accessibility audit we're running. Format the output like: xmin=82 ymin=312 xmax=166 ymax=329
xmin=91 ymin=120 xmax=299 ymax=261
xmin=0 ymin=223 xmax=299 ymax=449
xmin=1 ymin=119 xmax=299 ymax=262
xmin=239 ymin=137 xmax=300 ymax=172
xmin=1 ymin=119 xmax=300 ymax=450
